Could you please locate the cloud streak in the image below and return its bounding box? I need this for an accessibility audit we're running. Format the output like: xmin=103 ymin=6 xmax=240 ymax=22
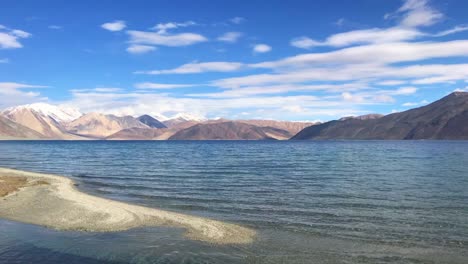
xmin=135 ymin=62 xmax=244 ymax=75
xmin=127 ymin=30 xmax=207 ymax=47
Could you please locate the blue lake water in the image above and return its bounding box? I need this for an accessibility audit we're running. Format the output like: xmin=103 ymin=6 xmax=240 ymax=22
xmin=0 ymin=140 xmax=467 ymax=263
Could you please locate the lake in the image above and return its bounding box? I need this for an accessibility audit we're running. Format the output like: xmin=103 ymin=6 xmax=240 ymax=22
xmin=0 ymin=141 xmax=467 ymax=263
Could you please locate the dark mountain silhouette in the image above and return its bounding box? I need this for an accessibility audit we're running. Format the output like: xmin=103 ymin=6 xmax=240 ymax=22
xmin=137 ymin=115 xmax=166 ymax=129
xmin=292 ymin=92 xmax=468 ymax=140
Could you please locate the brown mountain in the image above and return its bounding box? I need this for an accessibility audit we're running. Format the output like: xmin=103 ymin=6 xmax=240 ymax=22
xmin=106 ymin=127 xmax=169 ymax=140
xmin=162 ymin=117 xmax=199 ymax=129
xmin=238 ymin=120 xmax=317 ymax=135
xmin=292 ymin=92 xmax=468 ymax=140
xmin=65 ymin=113 xmax=149 ymax=138
xmin=169 ymin=121 xmax=292 ymax=140
xmin=0 ymin=115 xmax=45 ymax=139
xmin=2 ymin=107 xmax=83 ymax=139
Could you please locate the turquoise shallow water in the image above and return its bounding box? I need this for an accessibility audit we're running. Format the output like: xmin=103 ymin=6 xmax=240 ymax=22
xmin=0 ymin=140 xmax=467 ymax=263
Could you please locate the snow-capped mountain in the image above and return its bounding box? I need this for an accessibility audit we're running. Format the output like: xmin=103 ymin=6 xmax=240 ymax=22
xmin=168 ymin=112 xmax=206 ymax=122
xmin=2 ymin=103 xmax=82 ymax=123
xmin=147 ymin=112 xmax=206 ymax=122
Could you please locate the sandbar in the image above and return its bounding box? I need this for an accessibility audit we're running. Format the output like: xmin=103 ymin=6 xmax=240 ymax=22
xmin=0 ymin=167 xmax=255 ymax=244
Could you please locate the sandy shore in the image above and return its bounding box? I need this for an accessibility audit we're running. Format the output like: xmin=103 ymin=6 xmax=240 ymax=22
xmin=0 ymin=167 xmax=255 ymax=244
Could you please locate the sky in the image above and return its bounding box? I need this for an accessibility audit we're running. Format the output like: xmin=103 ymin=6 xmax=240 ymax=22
xmin=1 ymin=0 xmax=468 ymax=121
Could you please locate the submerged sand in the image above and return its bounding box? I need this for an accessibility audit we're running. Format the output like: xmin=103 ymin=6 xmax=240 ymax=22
xmin=0 ymin=167 xmax=255 ymax=244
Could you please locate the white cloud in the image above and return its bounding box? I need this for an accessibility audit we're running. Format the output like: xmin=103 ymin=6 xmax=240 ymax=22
xmin=0 ymin=26 xmax=31 ymax=49
xmin=135 ymin=61 xmax=244 ymax=75
xmin=134 ymin=82 xmax=194 ymax=89
xmin=290 ymin=27 xmax=423 ymax=49
xmin=10 ymin=30 xmax=31 ymax=38
xmin=253 ymin=44 xmax=271 ymax=53
xmin=290 ymin=1 xmax=459 ymax=50
xmin=101 ymin=20 xmax=126 ymax=31
xmin=376 ymin=80 xmax=407 ymax=86
xmin=433 ymin=25 xmax=468 ymax=37
xmin=189 ymin=82 xmax=368 ymax=98
xmin=151 ymin=21 xmax=196 ymax=34
xmin=402 ymin=99 xmax=429 ymax=107
xmin=453 ymin=86 xmax=468 ymax=92
xmin=394 ymin=86 xmax=418 ymax=95
xmin=396 ymin=0 xmax=443 ymax=27
xmin=230 ymin=17 xmax=246 ymax=24
xmin=0 ymin=82 xmax=48 ymax=109
xmin=126 ymin=44 xmax=156 ymax=54
xmin=217 ymin=32 xmax=243 ymax=43
xmin=70 ymin=87 xmax=123 ymax=93
xmin=65 ymin=89 xmax=361 ymax=121
xmin=290 ymin=37 xmax=322 ymax=49
xmin=214 ymin=61 xmax=468 ymax=91
xmin=0 ymin=82 xmax=47 ymax=91
xmin=341 ymin=92 xmax=365 ymax=103
xmin=127 ymin=30 xmax=207 ymax=47
xmin=254 ymin=40 xmax=468 ymax=69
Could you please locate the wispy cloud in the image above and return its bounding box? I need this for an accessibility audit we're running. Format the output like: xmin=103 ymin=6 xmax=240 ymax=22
xmin=0 ymin=82 xmax=48 ymax=108
xmin=48 ymin=25 xmax=63 ymax=30
xmin=386 ymin=0 xmax=443 ymax=27
xmin=151 ymin=21 xmax=196 ymax=34
xmin=101 ymin=20 xmax=126 ymax=31
xmin=135 ymin=62 xmax=244 ymax=75
xmin=0 ymin=58 xmax=8 ymax=63
xmin=127 ymin=30 xmax=207 ymax=47
xmin=402 ymin=99 xmax=429 ymax=107
xmin=0 ymin=25 xmax=31 ymax=49
xmin=134 ymin=82 xmax=194 ymax=89
xmin=230 ymin=17 xmax=246 ymax=24
xmin=70 ymin=87 xmax=123 ymax=93
xmin=217 ymin=32 xmax=243 ymax=43
xmin=290 ymin=0 xmax=464 ymax=50
xmin=290 ymin=37 xmax=322 ymax=49
xmin=126 ymin=44 xmax=156 ymax=54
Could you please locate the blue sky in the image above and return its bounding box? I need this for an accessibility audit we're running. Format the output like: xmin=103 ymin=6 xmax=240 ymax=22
xmin=1 ymin=0 xmax=468 ymax=121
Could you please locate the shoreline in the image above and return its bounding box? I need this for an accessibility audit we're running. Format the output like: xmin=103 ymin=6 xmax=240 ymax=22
xmin=0 ymin=167 xmax=255 ymax=244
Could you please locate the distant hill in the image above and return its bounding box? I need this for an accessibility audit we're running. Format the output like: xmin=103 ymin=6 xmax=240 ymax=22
xmin=169 ymin=121 xmax=292 ymax=140
xmin=292 ymin=92 xmax=468 ymax=140
xmin=106 ymin=127 xmax=168 ymax=140
xmin=238 ymin=120 xmax=318 ymax=135
xmin=137 ymin=115 xmax=166 ymax=128
xmin=162 ymin=117 xmax=199 ymax=129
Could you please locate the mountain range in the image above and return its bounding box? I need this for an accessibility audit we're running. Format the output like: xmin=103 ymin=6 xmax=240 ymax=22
xmin=1 ymin=92 xmax=467 ymax=140
xmin=0 ymin=103 xmax=316 ymax=140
